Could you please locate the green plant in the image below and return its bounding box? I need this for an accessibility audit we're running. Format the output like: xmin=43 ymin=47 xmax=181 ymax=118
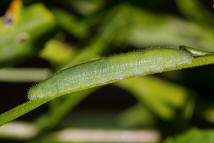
xmin=1 ymin=0 xmax=214 ymax=142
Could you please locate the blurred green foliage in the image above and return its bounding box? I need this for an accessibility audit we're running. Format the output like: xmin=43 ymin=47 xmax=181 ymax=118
xmin=0 ymin=0 xmax=214 ymax=142
xmin=0 ymin=3 xmax=55 ymax=66
xmin=164 ymin=129 xmax=214 ymax=143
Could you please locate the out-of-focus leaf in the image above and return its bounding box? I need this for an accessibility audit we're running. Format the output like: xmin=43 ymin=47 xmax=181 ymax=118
xmin=128 ymin=12 xmax=214 ymax=52
xmin=203 ymin=108 xmax=214 ymax=123
xmin=118 ymin=104 xmax=156 ymax=128
xmin=52 ymin=8 xmax=89 ymax=39
xmin=196 ymin=100 xmax=214 ymax=123
xmin=0 ymin=3 xmax=55 ymax=66
xmin=40 ymin=39 xmax=76 ymax=66
xmin=60 ymin=109 xmax=119 ymax=129
xmin=117 ymin=77 xmax=189 ymax=119
xmin=62 ymin=5 xmax=132 ymax=68
xmin=107 ymin=5 xmax=214 ymax=52
xmin=176 ymin=0 xmax=214 ymax=26
xmin=163 ymin=128 xmax=214 ymax=143
xmin=183 ymin=96 xmax=195 ymax=120
xmin=0 ymin=68 xmax=51 ymax=82
xmin=36 ymin=88 xmax=97 ymax=131
xmin=58 ymin=0 xmax=105 ymax=16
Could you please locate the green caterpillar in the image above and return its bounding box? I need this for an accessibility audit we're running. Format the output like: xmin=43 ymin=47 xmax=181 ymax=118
xmin=28 ymin=48 xmax=196 ymax=100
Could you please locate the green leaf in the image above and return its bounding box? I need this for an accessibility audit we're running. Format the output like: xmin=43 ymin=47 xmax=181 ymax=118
xmin=36 ymin=88 xmax=97 ymax=130
xmin=117 ymin=76 xmax=189 ymax=119
xmin=39 ymin=39 xmax=76 ymax=66
xmin=0 ymin=68 xmax=51 ymax=82
xmin=112 ymin=5 xmax=214 ymax=52
xmin=163 ymin=128 xmax=214 ymax=143
xmin=0 ymin=3 xmax=55 ymax=66
xmin=118 ymin=104 xmax=156 ymax=128
xmin=52 ymin=8 xmax=89 ymax=38
xmin=58 ymin=0 xmax=105 ymax=16
xmin=176 ymin=0 xmax=214 ymax=25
